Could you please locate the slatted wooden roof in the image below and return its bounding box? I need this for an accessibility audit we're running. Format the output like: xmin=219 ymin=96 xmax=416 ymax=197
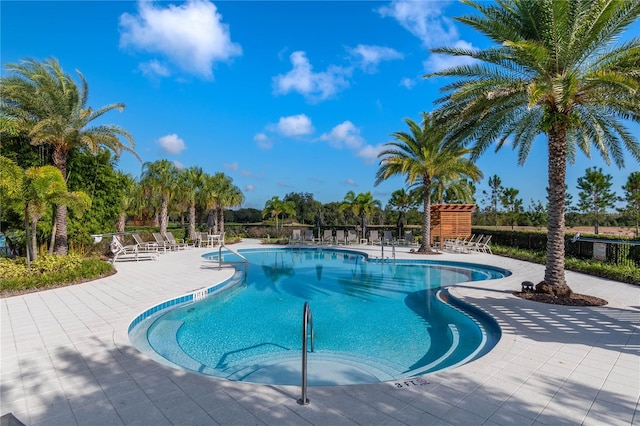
xmin=430 ymin=204 xmax=477 ymax=212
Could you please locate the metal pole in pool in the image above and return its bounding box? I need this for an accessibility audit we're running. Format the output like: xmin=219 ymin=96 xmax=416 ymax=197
xmin=298 ymin=302 xmax=312 ymax=405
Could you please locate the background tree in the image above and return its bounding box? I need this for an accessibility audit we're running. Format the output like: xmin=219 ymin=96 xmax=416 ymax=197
xmin=577 ymin=167 xmax=618 ymax=235
xmin=500 ymin=187 xmax=523 ymax=230
xmin=482 ymin=175 xmax=503 ymax=228
xmin=284 ymin=192 xmax=322 ymax=225
xmin=115 ymin=173 xmax=138 ymax=233
xmin=0 ymin=58 xmax=138 ymax=254
xmin=262 ymin=196 xmax=296 ymax=232
xmin=140 ymin=160 xmax=177 ymax=235
xmin=428 ymin=0 xmax=640 ymax=295
xmin=376 ymin=113 xmax=482 ymax=253
xmin=620 ymin=171 xmax=640 ymax=236
xmin=178 ymin=166 xmax=205 ymax=241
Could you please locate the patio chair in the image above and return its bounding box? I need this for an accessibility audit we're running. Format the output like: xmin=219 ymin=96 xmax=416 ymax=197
xmin=152 ymin=232 xmax=172 ymax=253
xmin=110 ymin=236 xmax=158 ymax=263
xmin=303 ymin=229 xmax=316 ymax=244
xmin=471 ymin=235 xmax=492 ymax=254
xmin=322 ymin=229 xmax=334 ymax=245
xmin=403 ymin=231 xmax=416 ymax=246
xmin=368 ymin=230 xmax=381 ymax=245
xmin=347 ymin=229 xmax=358 ymax=245
xmin=290 ymin=229 xmax=302 ymax=244
xmin=132 ymin=233 xmax=160 ymax=253
xmin=164 ymin=231 xmax=188 ymax=250
xmin=383 ymin=231 xmax=394 ymax=245
xmin=335 ymin=229 xmax=346 ymax=245
xmin=197 ymin=232 xmax=209 ymax=247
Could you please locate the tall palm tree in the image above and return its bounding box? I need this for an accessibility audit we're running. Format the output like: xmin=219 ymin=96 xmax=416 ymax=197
xmin=216 ymin=177 xmax=244 ymax=234
xmin=426 ymin=0 xmax=640 ymax=294
xmin=376 ymin=113 xmax=483 ymax=253
xmin=340 ymin=191 xmax=381 ymax=239
xmin=140 ymin=160 xmax=178 ymax=235
xmin=263 ymin=196 xmax=296 ymax=232
xmin=116 ymin=173 xmax=138 ymax=233
xmin=179 ymin=166 xmax=206 ymax=241
xmin=1 ymin=58 xmax=138 ymax=254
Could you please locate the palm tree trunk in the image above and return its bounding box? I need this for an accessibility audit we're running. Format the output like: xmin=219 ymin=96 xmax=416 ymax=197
xmin=52 ymin=147 xmax=69 ymax=255
xmin=189 ymin=203 xmax=197 ymax=241
xmin=117 ymin=213 xmax=126 ymax=233
xmin=545 ymin=125 xmax=572 ymax=296
xmin=218 ymin=207 xmax=225 ymax=233
xmin=419 ymin=177 xmax=435 ymax=253
xmin=30 ymin=218 xmax=39 ymax=262
xmin=24 ymin=205 xmax=32 ymax=268
xmin=160 ymin=197 xmax=168 ymax=234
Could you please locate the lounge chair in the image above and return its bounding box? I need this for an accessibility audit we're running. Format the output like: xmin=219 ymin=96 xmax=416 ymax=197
xmin=470 ymin=235 xmax=492 ymax=254
xmin=197 ymin=232 xmax=209 ymax=247
xmin=164 ymin=231 xmax=189 ymax=250
xmin=368 ymin=230 xmax=381 ymax=245
xmin=403 ymin=231 xmax=416 ymax=246
xmin=335 ymin=229 xmax=346 ymax=245
xmin=132 ymin=233 xmax=160 ymax=253
xmin=322 ymin=229 xmax=334 ymax=245
xmin=303 ymin=229 xmax=316 ymax=244
xmin=110 ymin=236 xmax=159 ymax=263
xmin=152 ymin=232 xmax=172 ymax=253
xmin=383 ymin=231 xmax=394 ymax=245
xmin=347 ymin=229 xmax=358 ymax=245
xmin=290 ymin=229 xmax=302 ymax=244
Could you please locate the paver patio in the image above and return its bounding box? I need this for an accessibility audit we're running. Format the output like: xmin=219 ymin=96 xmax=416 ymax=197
xmin=1 ymin=239 xmax=638 ymax=425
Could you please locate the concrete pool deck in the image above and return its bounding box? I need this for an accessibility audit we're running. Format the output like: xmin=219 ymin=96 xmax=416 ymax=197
xmin=1 ymin=239 xmax=638 ymax=425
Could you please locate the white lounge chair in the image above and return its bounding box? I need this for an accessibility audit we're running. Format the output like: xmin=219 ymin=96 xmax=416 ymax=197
xmin=322 ymin=229 xmax=334 ymax=245
xmin=290 ymin=229 xmax=302 ymax=244
xmin=164 ymin=231 xmax=188 ymax=250
xmin=335 ymin=230 xmax=346 ymax=245
xmin=132 ymin=233 xmax=160 ymax=253
xmin=383 ymin=231 xmax=394 ymax=245
xmin=347 ymin=229 xmax=358 ymax=245
xmin=110 ymin=236 xmax=159 ymax=263
xmin=368 ymin=230 xmax=381 ymax=245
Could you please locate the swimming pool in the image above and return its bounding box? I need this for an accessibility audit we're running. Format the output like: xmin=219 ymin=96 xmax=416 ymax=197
xmin=129 ymin=247 xmax=509 ymax=385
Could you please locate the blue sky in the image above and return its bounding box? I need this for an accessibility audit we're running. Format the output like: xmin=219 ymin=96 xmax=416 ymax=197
xmin=2 ymin=1 xmax=638 ymax=210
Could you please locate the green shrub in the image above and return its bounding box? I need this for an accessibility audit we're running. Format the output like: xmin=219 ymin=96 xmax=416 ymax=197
xmin=0 ymin=255 xmax=114 ymax=294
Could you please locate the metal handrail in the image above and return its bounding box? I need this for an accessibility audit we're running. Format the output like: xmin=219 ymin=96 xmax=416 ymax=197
xmin=298 ymin=301 xmax=314 ymax=405
xmin=218 ymin=244 xmax=248 ymax=275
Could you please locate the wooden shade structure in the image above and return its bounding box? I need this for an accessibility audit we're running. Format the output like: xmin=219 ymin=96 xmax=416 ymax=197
xmin=430 ymin=204 xmax=476 ymax=247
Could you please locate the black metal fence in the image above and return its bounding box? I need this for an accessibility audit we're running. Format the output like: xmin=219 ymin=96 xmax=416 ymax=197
xmin=473 ymin=228 xmax=640 ymax=268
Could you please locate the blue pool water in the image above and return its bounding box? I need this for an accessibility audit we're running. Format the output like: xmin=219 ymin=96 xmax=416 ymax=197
xmin=129 ymin=248 xmax=509 ymax=385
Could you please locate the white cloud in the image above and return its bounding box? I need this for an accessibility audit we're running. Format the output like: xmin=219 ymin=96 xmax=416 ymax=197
xmin=319 ymin=121 xmax=364 ymax=150
xmin=254 ymin=132 xmax=272 ymax=150
xmin=344 ymin=179 xmax=357 ymax=187
xmin=138 ymin=59 xmax=171 ymax=78
xmin=157 ymin=134 xmax=186 ymax=155
xmin=240 ymin=170 xmax=254 ymax=177
xmin=245 ymin=184 xmax=255 ymax=192
xmin=173 ymin=160 xmax=185 ymax=169
xmin=377 ymin=0 xmax=458 ymax=48
xmin=348 ymin=44 xmax=403 ymax=73
xmin=423 ymin=40 xmax=478 ymax=72
xmin=224 ymin=162 xmax=238 ymax=171
xmin=272 ymin=51 xmax=351 ymax=102
xmin=277 ymin=181 xmax=293 ymax=188
xmin=275 ymin=114 xmax=314 ymax=137
xmin=119 ymin=0 xmax=242 ymax=79
xmin=356 ymin=144 xmax=385 ymax=164
xmin=399 ymin=77 xmax=416 ymax=89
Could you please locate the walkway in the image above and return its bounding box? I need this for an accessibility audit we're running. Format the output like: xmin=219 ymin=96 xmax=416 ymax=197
xmin=1 ymin=240 xmax=638 ymax=425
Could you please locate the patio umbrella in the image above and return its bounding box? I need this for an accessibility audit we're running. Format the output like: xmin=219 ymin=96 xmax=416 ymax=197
xmin=397 ymin=213 xmax=405 ymax=238
xmin=206 ymin=209 xmax=215 ymax=233
xmin=360 ymin=214 xmax=367 ymax=240
xmin=316 ymin=211 xmax=324 ymax=239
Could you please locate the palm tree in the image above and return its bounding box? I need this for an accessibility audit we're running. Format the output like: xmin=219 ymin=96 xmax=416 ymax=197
xmin=140 ymin=160 xmax=178 ymax=235
xmin=340 ymin=191 xmax=381 ymax=239
xmin=426 ymin=0 xmax=640 ymax=295
xmin=263 ymin=196 xmax=296 ymax=232
xmin=1 ymin=58 xmax=138 ymax=254
xmin=179 ymin=166 xmax=206 ymax=241
xmin=621 ymin=172 xmax=640 ymax=236
xmin=216 ymin=177 xmax=244 ymax=235
xmin=376 ymin=113 xmax=483 ymax=253
xmin=116 ymin=173 xmax=138 ymax=233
